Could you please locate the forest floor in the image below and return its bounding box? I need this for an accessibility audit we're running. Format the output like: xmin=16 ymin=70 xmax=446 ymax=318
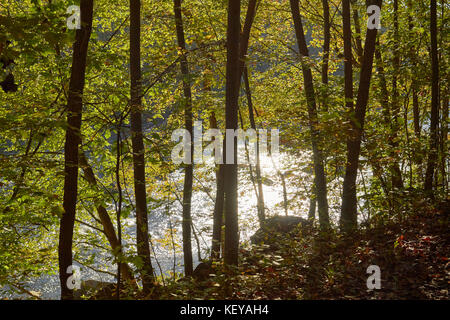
xmin=158 ymin=198 xmax=449 ymax=300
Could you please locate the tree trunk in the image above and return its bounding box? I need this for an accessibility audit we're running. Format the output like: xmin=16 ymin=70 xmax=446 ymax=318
xmin=240 ymin=0 xmax=262 ymax=224
xmin=343 ymin=0 xmax=353 ymax=112
xmin=340 ymin=0 xmax=382 ymax=232
xmin=224 ymin=0 xmax=241 ymax=266
xmin=79 ymin=152 xmax=135 ymax=284
xmin=211 ymin=113 xmax=224 ymax=261
xmin=59 ymin=0 xmax=93 ymax=300
xmin=390 ymin=0 xmax=404 ymax=189
xmin=441 ymin=94 xmax=448 ymax=193
xmin=174 ymin=0 xmax=193 ymax=276
xmin=374 ymin=41 xmax=403 ymax=191
xmin=424 ymin=0 xmax=440 ymax=192
xmin=130 ymin=0 xmax=154 ymax=292
xmin=243 ymin=66 xmax=265 ymax=225
xmin=289 ymin=0 xmax=330 ymax=229
xmin=308 ymin=184 xmax=316 ymax=220
xmin=321 ymin=0 xmax=330 ymax=112
xmin=239 ymin=0 xmax=258 ymax=77
xmin=352 ymin=0 xmax=363 ymax=60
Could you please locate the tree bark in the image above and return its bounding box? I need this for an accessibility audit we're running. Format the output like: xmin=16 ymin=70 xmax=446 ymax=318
xmin=211 ymin=113 xmax=224 ymax=261
xmin=290 ymin=0 xmax=330 ymax=229
xmin=407 ymin=0 xmax=421 ymax=140
xmin=224 ymin=0 xmax=241 ymax=266
xmin=212 ymin=0 xmax=257 ymax=263
xmin=390 ymin=0 xmax=404 ymax=189
xmin=59 ymin=0 xmax=93 ymax=300
xmin=174 ymin=0 xmax=193 ymax=276
xmin=351 ymin=0 xmax=363 ymax=60
xmin=130 ymin=0 xmax=154 ymax=292
xmin=441 ymin=94 xmax=448 ymax=193
xmin=343 ymin=0 xmax=353 ymax=113
xmin=239 ymin=0 xmax=258 ymax=77
xmin=340 ymin=0 xmax=382 ymax=232
xmin=424 ymin=0 xmax=440 ymax=192
xmin=321 ymin=0 xmax=330 ymax=112
xmin=374 ymin=41 xmax=403 ymax=191
xmin=243 ymin=66 xmax=265 ymax=225
xmin=308 ymin=184 xmax=316 ymax=220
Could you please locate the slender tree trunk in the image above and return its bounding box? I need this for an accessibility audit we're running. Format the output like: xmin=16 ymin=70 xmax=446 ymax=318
xmin=240 ymin=0 xmax=263 ymax=224
xmin=130 ymin=0 xmax=154 ymax=292
xmin=306 ymin=0 xmax=330 ymax=215
xmin=308 ymin=184 xmax=316 ymax=220
xmin=371 ymin=44 xmax=394 ymax=198
xmin=439 ymin=0 xmax=447 ymax=193
xmin=412 ymin=89 xmax=421 ymax=137
xmin=211 ymin=113 xmax=224 ymax=261
xmin=390 ymin=0 xmax=404 ymax=189
xmin=115 ymin=122 xmax=123 ymax=299
xmin=407 ymin=0 xmax=421 ymax=140
xmin=174 ymin=0 xmax=193 ymax=276
xmin=340 ymin=0 xmax=382 ymax=232
xmin=58 ymin=0 xmax=93 ymax=300
xmin=224 ymin=0 xmax=241 ymax=266
xmin=375 ymin=44 xmax=391 ymax=124
xmin=79 ymin=152 xmax=135 ymax=284
xmin=343 ymin=0 xmax=353 ymax=113
xmin=424 ymin=0 xmax=439 ymax=192
xmin=243 ymin=66 xmax=265 ymax=225
xmin=321 ymin=0 xmax=330 ymax=111
xmin=375 ymin=41 xmax=403 ymax=191
xmin=408 ymin=0 xmax=423 ymax=186
xmin=290 ymin=0 xmax=329 ymax=229
xmin=352 ymin=0 xmax=363 ymax=60
xmin=441 ymin=94 xmax=448 ymax=193
xmin=238 ymin=0 xmax=258 ymax=77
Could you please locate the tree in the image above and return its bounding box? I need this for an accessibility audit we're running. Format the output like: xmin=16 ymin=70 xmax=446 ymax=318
xmin=374 ymin=39 xmax=403 ymax=193
xmin=130 ymin=0 xmax=154 ymax=293
xmin=321 ymin=0 xmax=330 ymax=111
xmin=239 ymin=0 xmax=264 ymax=225
xmin=424 ymin=0 xmax=440 ymax=193
xmin=343 ymin=0 xmax=353 ymax=114
xmin=79 ymin=152 xmax=135 ymax=284
xmin=214 ymin=0 xmax=258 ymax=262
xmin=211 ymin=112 xmax=224 ymax=261
xmin=340 ymin=0 xmax=382 ymax=232
xmin=390 ymin=0 xmax=404 ymax=189
xmin=308 ymin=0 xmax=331 ymax=219
xmin=223 ymin=0 xmax=241 ymax=266
xmin=289 ymin=0 xmax=330 ymax=229
xmin=58 ymin=0 xmax=94 ymax=300
xmin=243 ymin=66 xmax=265 ymax=225
xmin=174 ymin=0 xmax=194 ymax=276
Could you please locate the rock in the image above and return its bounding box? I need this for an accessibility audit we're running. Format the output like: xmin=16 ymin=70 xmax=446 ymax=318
xmin=192 ymin=261 xmax=213 ymax=281
xmin=250 ymin=215 xmax=311 ymax=245
xmin=437 ymin=199 xmax=450 ymax=216
xmin=74 ymin=280 xmax=116 ymax=300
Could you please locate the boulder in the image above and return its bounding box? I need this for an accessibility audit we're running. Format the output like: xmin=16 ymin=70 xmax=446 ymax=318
xmin=192 ymin=261 xmax=213 ymax=281
xmin=250 ymin=215 xmax=311 ymax=245
xmin=74 ymin=280 xmax=116 ymax=300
